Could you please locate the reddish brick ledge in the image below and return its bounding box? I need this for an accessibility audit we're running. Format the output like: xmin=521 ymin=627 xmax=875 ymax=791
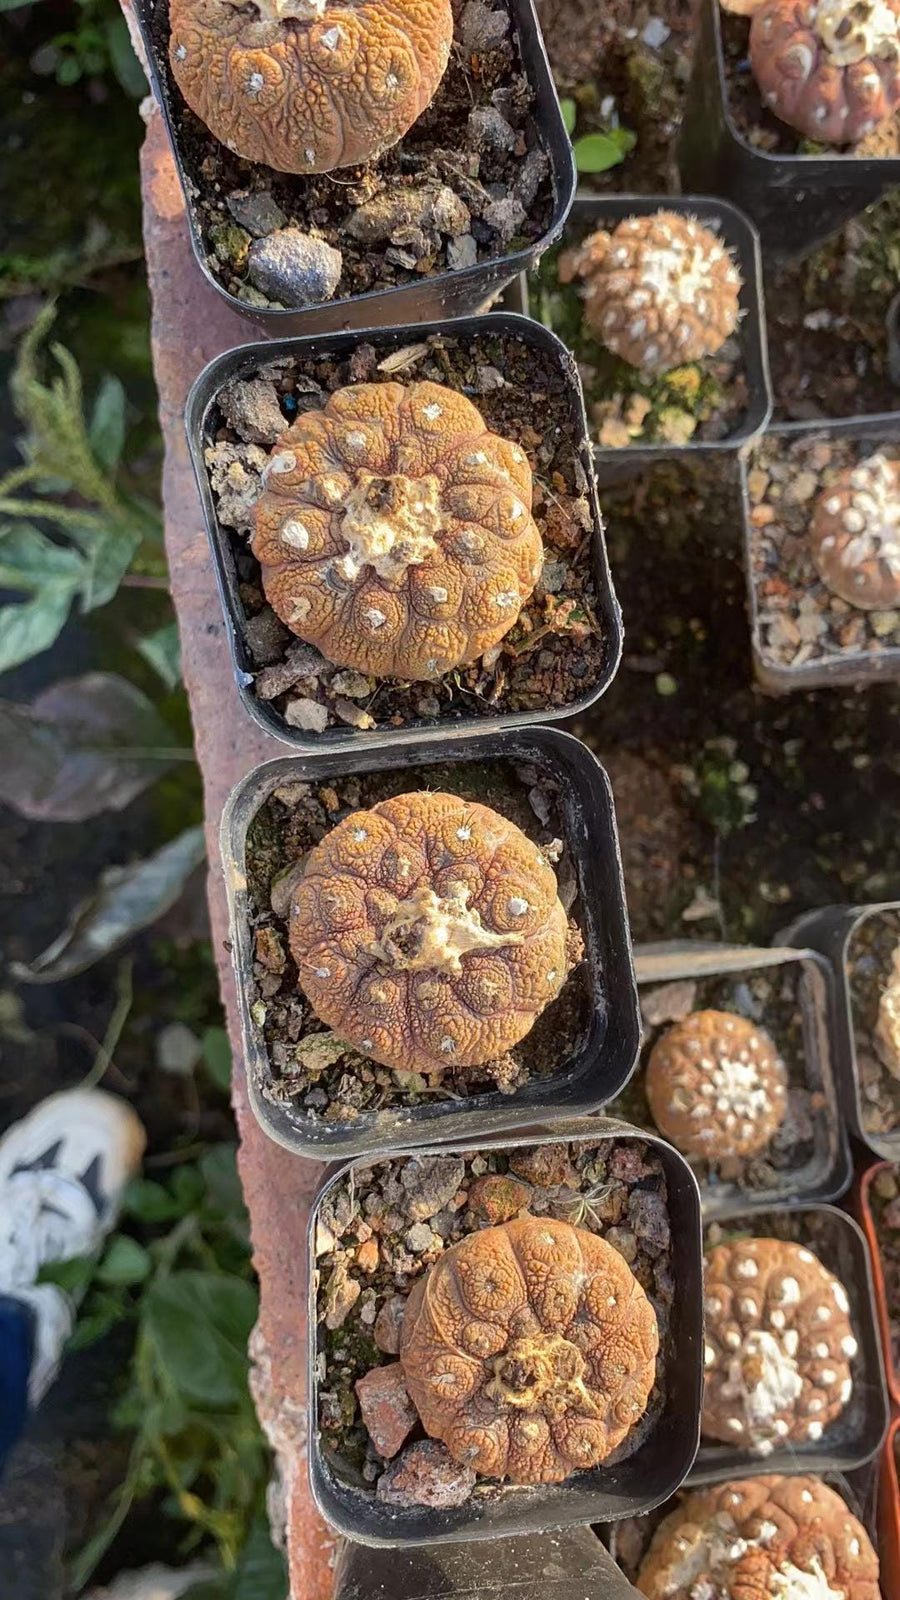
xmin=139 ymin=107 xmax=335 ymax=1599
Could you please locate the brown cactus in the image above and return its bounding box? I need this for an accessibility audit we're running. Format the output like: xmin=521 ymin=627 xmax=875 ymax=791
xmin=559 ymin=212 xmax=742 ymax=375
xmin=252 ymin=380 xmax=543 ymax=681
xmin=169 ymin=0 xmax=453 ymax=174
xmin=809 ymin=454 xmax=900 ymax=609
xmin=637 ymin=1474 xmax=880 ymax=1599
xmin=702 ymin=1238 xmax=858 ymax=1456
xmin=399 ymin=1215 xmax=659 ymax=1483
xmin=645 ymin=1009 xmax=788 ymax=1161
xmin=289 ymin=790 xmax=570 ymax=1077
xmin=750 ymin=0 xmax=900 ymax=145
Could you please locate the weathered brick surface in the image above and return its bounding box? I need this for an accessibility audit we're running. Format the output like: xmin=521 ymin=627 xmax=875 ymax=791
xmin=138 ymin=105 xmax=334 ymax=1599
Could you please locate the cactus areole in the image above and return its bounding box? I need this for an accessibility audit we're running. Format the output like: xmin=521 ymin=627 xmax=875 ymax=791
xmin=750 ymin=0 xmax=900 ymax=145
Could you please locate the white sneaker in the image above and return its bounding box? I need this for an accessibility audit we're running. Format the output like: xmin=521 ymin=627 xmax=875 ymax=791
xmin=0 ymin=1089 xmax=146 ymax=1406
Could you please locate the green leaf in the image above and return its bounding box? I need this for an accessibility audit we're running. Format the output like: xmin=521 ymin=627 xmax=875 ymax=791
xmin=97 ymin=1235 xmax=152 ymax=1286
xmin=55 ymin=55 xmax=82 ymax=85
xmin=233 ymin=1516 xmax=288 ymax=1600
xmin=105 ymin=13 xmax=148 ymax=97
xmin=67 ymin=1294 xmax=130 ymax=1350
xmin=573 ymin=127 xmax=637 ymax=173
xmin=200 ymin=1145 xmax=245 ymax=1221
xmin=0 ymin=522 xmax=85 ymax=592
xmin=0 ymin=672 xmax=184 ymax=823
xmin=11 ymin=824 xmax=206 ymax=983
xmin=37 ymin=1254 xmax=95 ymax=1294
xmin=170 ymin=1163 xmax=206 ymax=1211
xmin=137 ymin=620 xmax=182 ymax=689
xmin=123 ymin=1177 xmax=185 ymax=1224
xmin=558 ymin=96 xmax=576 ymax=136
xmin=79 ymin=519 xmax=142 ymax=611
xmin=88 ymin=373 xmax=126 ymax=473
xmin=143 ymin=1271 xmax=258 ymax=1408
xmin=201 ymin=1025 xmax=232 ymax=1091
xmin=0 ymin=589 xmax=75 ymax=674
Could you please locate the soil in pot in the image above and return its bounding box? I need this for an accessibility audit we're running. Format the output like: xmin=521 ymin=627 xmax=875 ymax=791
xmin=764 ymin=194 xmax=900 ymax=424
xmin=149 ymin=0 xmax=554 ymax=309
xmin=245 ymin=756 xmax=590 ymax=1125
xmin=533 ymin=0 xmax=693 ymax=194
xmin=608 ymin=963 xmax=826 ymax=1202
xmin=866 ymin=1164 xmax=900 ymax=1379
xmin=315 ymin=1133 xmax=675 ymax=1503
xmin=529 ymin=219 xmax=748 ymax=449
xmin=204 ymin=328 xmax=608 ymax=734
xmin=745 ymin=431 xmax=900 ymax=676
xmin=848 ymin=909 xmax=900 ymax=1137
xmin=719 ymin=11 xmax=900 ymax=163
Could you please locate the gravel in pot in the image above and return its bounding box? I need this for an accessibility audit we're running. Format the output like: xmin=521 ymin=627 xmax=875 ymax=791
xmin=742 ymin=418 xmax=900 ymax=692
xmin=134 ymin=0 xmax=574 ymax=329
xmin=608 ymin=942 xmax=850 ymax=1214
xmin=308 ymin=1121 xmax=703 ymax=1543
xmin=186 ymin=315 xmax=620 ymax=746
xmin=221 ymin=728 xmax=639 ymax=1160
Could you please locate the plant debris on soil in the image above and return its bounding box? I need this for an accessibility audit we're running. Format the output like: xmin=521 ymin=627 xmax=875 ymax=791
xmin=150 ymin=0 xmax=554 ymax=308
xmin=202 ymin=329 xmax=610 ymax=734
xmin=244 ymin=757 xmax=590 ymax=1126
xmin=530 ymin=219 xmax=749 ymax=449
xmin=720 ymin=12 xmax=900 ymax=162
xmin=848 ymin=908 xmax=900 ymax=1137
xmin=868 ymin=1163 xmax=900 ymax=1380
xmin=313 ymin=1135 xmax=675 ymax=1503
xmin=701 ymin=1207 xmax=873 ymax=1463
xmin=608 ymin=961 xmax=836 ymax=1206
xmin=745 ymin=429 xmax=900 ymax=678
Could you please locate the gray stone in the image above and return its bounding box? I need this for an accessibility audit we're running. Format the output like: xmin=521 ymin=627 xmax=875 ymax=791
xmin=376 ymin=1441 xmax=476 ymax=1509
xmin=467 ymin=105 xmax=517 ymax=152
xmin=640 ymin=979 xmax=697 ymax=1029
xmin=459 ymin=0 xmax=509 ymax=51
xmin=348 ymin=186 xmax=470 ymax=245
xmin=219 ymin=376 xmax=285 ymax=445
xmin=447 ymin=234 xmax=478 ymax=271
xmin=255 ymin=640 xmax=327 ymax=701
xmin=156 ymin=1022 xmax=202 ymax=1076
xmin=514 ymin=149 xmax=550 ymax=211
xmin=404 ymin=1222 xmax=438 ymax=1253
xmin=248 ymin=229 xmax=342 ymax=308
xmin=244 ymin=607 xmax=292 ymax=666
xmin=373 ymin=1293 xmax=406 ymax=1355
xmin=226 ymin=187 xmax=287 ymax=238
xmin=284 ymin=696 xmax=329 ymax=733
xmin=482 ymin=194 xmax=526 ymax=242
xmin=400 ymin=1155 xmax=465 ymax=1221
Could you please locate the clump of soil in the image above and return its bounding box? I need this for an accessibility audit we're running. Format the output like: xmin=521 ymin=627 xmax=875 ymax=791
xmin=720 ymin=12 xmax=899 ymax=162
xmin=594 ymin=750 xmax=693 ymax=935
xmin=530 ymin=219 xmax=749 ymax=449
xmin=867 ymin=1164 xmax=900 ymax=1381
xmin=201 ymin=328 xmax=610 ymax=735
xmin=765 ymin=193 xmax=900 ymax=423
xmin=149 ymin=0 xmax=554 ymax=307
xmin=244 ymin=757 xmax=590 ymax=1126
xmin=848 ymin=908 xmax=900 ymax=1136
xmin=745 ymin=429 xmax=900 ymax=677
xmin=314 ymin=1135 xmax=675 ymax=1501
xmin=608 ymin=961 xmax=835 ymax=1206
xmin=534 ymin=0 xmax=694 ymax=194
xmin=701 ymin=1207 xmax=875 ymax=1463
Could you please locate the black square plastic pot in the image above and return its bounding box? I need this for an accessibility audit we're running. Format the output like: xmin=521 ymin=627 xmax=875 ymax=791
xmin=185 ymin=312 xmax=622 ymax=751
xmin=688 ymin=1202 xmax=889 ymax=1485
xmin=507 ymin=193 xmax=771 ymax=471
xmin=782 ymin=903 xmax=900 ymax=1161
xmin=678 ymin=0 xmax=900 ymax=262
xmin=220 ymin=727 xmax=640 ymax=1161
xmin=740 ymin=416 xmax=900 ymax=695
xmin=308 ymin=1118 xmax=703 ymax=1545
xmin=132 ymin=0 xmax=575 ymax=335
xmin=628 ymin=939 xmax=851 ymax=1216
